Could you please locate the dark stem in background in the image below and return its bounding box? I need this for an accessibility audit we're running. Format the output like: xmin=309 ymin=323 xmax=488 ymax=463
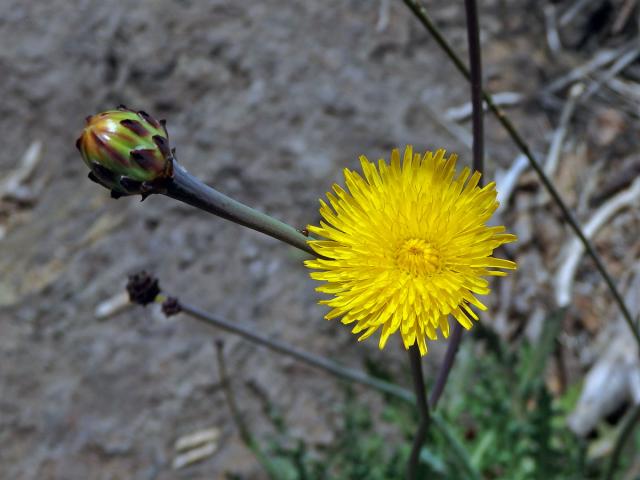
xmin=400 ymin=0 xmax=640 ymax=348
xmin=430 ymin=0 xmax=485 ymax=410
xmin=429 ymin=322 xmax=463 ymax=407
xmin=162 ymin=295 xmax=414 ymax=403
xmin=177 ymin=298 xmax=481 ymax=477
xmin=174 ymin=302 xmax=479 ymax=477
xmin=216 ymin=341 xmax=282 ymax=477
xmin=466 ymin=0 xmax=484 ymax=176
xmin=165 ymin=161 xmax=315 ymax=256
xmin=216 ymin=340 xmax=255 ymax=447
xmin=126 ymin=271 xmax=481 ymax=478
xmin=407 ymin=345 xmax=431 ymax=480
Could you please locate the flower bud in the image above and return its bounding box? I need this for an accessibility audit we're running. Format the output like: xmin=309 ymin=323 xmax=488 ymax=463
xmin=76 ymin=106 xmax=173 ymax=198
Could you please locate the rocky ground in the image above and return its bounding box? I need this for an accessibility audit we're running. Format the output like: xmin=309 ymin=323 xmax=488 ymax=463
xmin=2 ymin=0 xmax=639 ymax=478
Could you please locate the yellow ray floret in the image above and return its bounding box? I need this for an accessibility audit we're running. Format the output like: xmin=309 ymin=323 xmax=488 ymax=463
xmin=305 ymin=146 xmax=517 ymax=355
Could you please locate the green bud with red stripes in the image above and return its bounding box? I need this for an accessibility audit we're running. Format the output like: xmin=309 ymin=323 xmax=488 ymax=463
xmin=76 ymin=106 xmax=174 ymax=199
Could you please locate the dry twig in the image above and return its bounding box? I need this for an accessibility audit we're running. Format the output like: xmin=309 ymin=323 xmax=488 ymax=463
xmin=582 ymin=46 xmax=640 ymax=101
xmin=544 ymin=43 xmax=635 ymax=95
xmin=544 ymin=3 xmax=562 ymax=54
xmin=495 ymin=154 xmax=528 ymax=215
xmin=559 ymin=0 xmax=592 ymax=26
xmin=0 ymin=141 xmax=42 ymax=202
xmin=444 ymin=91 xmax=522 ymax=122
xmin=555 ymin=178 xmax=640 ymax=308
xmin=544 ymin=83 xmax=584 ymax=179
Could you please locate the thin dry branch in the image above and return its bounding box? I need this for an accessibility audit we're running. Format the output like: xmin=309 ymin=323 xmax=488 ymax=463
xmin=582 ymin=46 xmax=640 ymax=101
xmin=425 ymin=101 xmax=473 ymax=149
xmin=544 ymin=3 xmax=561 ymax=54
xmin=444 ymin=91 xmax=523 ymax=122
xmin=544 ymin=83 xmax=583 ymax=178
xmin=544 ymin=43 xmax=635 ymax=94
xmin=0 ymin=141 xmax=42 ymax=201
xmin=495 ymin=154 xmax=528 ymax=215
xmin=555 ymin=178 xmax=640 ymax=307
xmin=559 ymin=0 xmax=592 ymax=26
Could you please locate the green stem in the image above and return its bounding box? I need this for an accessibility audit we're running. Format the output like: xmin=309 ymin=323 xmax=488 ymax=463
xmin=150 ymin=292 xmax=480 ymax=479
xmin=400 ymin=0 xmax=640 ymax=349
xmin=603 ymin=402 xmax=640 ymax=480
xmin=407 ymin=345 xmax=431 ymax=480
xmin=165 ymin=161 xmax=314 ymax=256
xmin=431 ymin=415 xmax=482 ymax=480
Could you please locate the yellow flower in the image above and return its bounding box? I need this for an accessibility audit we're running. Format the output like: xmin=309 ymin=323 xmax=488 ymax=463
xmin=305 ymin=147 xmax=517 ymax=355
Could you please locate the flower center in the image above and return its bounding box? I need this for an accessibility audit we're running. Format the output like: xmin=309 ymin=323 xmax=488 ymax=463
xmin=395 ymin=238 xmax=441 ymax=276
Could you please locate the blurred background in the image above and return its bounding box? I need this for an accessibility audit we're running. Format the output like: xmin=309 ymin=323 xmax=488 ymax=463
xmin=1 ymin=0 xmax=640 ymax=478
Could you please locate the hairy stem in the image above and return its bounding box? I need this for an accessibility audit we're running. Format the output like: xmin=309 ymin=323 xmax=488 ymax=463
xmin=165 ymin=161 xmax=314 ymax=255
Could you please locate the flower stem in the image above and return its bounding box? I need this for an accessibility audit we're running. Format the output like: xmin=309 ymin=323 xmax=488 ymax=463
xmin=429 ymin=321 xmax=463 ymax=408
xmin=465 ymin=0 xmax=484 ymax=180
xmin=429 ymin=0 xmax=484 ymax=410
xmin=201 ymin=295 xmax=478 ymax=477
xmin=407 ymin=344 xmax=431 ymax=480
xmin=169 ymin=298 xmax=479 ymax=478
xmin=165 ymin=161 xmax=314 ymax=256
xmin=127 ymin=273 xmax=480 ymax=479
xmin=167 ymin=295 xmax=480 ymax=477
xmin=400 ymin=0 xmax=640 ymax=349
xmin=155 ymin=293 xmax=414 ymax=403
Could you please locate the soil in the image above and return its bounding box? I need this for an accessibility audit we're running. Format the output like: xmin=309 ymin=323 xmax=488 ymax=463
xmin=2 ymin=0 xmax=638 ymax=478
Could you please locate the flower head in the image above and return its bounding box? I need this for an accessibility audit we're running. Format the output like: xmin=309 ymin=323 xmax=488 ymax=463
xmin=76 ymin=106 xmax=173 ymax=198
xmin=305 ymin=147 xmax=517 ymax=355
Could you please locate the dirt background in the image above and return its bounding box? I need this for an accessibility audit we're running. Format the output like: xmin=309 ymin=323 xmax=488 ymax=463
xmin=2 ymin=0 xmax=639 ymax=478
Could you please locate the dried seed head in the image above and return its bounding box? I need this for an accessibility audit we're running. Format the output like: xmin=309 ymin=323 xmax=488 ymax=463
xmin=161 ymin=297 xmax=182 ymax=317
xmin=76 ymin=106 xmax=173 ymax=197
xmin=126 ymin=271 xmax=160 ymax=306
